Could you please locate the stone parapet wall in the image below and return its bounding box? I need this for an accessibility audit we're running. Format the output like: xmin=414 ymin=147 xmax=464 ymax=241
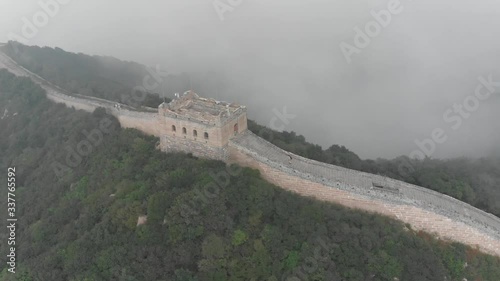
xmin=0 ymin=50 xmax=160 ymax=136
xmin=160 ymin=134 xmax=228 ymax=161
xmin=220 ymin=107 xmax=246 ymax=124
xmin=159 ymin=114 xmax=226 ymax=147
xmin=115 ymin=111 xmax=159 ymax=137
xmin=46 ymin=93 xmax=99 ymax=112
xmin=228 ymin=131 xmax=500 ymax=257
xmin=3 ymin=49 xmax=500 ymax=257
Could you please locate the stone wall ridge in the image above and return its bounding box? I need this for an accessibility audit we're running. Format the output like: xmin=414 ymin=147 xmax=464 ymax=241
xmin=2 ymin=48 xmax=500 ymax=257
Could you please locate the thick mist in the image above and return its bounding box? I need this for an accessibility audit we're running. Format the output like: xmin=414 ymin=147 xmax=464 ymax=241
xmin=1 ymin=0 xmax=499 ymax=159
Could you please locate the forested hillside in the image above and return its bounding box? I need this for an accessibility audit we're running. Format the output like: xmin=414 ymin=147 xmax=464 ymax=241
xmin=1 ymin=69 xmax=500 ymax=280
xmin=3 ymin=42 xmax=499 ymax=220
xmin=0 ymin=41 xmax=186 ymax=108
xmin=249 ymin=121 xmax=500 ymax=218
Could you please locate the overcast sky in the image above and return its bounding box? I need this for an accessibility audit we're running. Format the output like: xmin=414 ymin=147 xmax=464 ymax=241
xmin=1 ymin=0 xmax=499 ymax=159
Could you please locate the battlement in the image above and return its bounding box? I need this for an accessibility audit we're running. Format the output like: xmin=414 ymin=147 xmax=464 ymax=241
xmin=159 ymin=90 xmax=246 ymax=127
xmin=1 ymin=48 xmax=500 ymax=257
xmin=157 ymin=91 xmax=248 ymax=159
xmin=228 ymin=131 xmax=500 ymax=256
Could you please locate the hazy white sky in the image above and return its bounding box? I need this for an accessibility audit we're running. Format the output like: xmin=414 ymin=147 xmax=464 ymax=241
xmin=1 ymin=0 xmax=499 ymax=159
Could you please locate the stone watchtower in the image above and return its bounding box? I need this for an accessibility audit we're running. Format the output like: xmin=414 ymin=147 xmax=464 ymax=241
xmin=157 ymin=91 xmax=248 ymax=160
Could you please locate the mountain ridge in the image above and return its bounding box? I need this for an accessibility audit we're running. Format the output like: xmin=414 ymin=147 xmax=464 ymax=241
xmin=1 ymin=43 xmax=500 ymax=259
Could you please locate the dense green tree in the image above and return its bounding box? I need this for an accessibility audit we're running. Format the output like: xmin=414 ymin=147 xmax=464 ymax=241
xmin=1 ymin=62 xmax=500 ymax=281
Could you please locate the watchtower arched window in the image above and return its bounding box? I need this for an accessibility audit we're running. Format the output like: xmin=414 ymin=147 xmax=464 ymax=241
xmin=204 ymin=132 xmax=209 ymax=139
xmin=234 ymin=123 xmax=239 ymax=135
xmin=193 ymin=130 xmax=198 ymax=137
xmin=172 ymin=125 xmax=176 ymax=132
xmin=182 ymin=127 xmax=187 ymax=134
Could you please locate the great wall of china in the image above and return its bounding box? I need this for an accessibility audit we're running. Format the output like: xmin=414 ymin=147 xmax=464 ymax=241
xmin=1 ymin=48 xmax=500 ymax=257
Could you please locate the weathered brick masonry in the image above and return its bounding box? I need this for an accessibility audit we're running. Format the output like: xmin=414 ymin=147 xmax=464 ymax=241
xmin=1 ymin=49 xmax=500 ymax=257
xmin=228 ymin=131 xmax=500 ymax=257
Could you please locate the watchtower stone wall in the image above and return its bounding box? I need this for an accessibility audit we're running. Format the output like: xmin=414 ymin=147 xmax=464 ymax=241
xmin=2 ymin=48 xmax=500 ymax=257
xmin=157 ymin=91 xmax=248 ymax=160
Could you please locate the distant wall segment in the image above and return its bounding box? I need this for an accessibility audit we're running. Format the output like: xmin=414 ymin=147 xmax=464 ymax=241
xmin=228 ymin=131 xmax=500 ymax=257
xmin=2 ymin=49 xmax=500 ymax=257
xmin=0 ymin=50 xmax=161 ymax=137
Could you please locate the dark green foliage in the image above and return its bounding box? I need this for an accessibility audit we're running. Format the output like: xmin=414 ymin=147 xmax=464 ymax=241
xmin=3 ymin=41 xmax=498 ymax=217
xmin=1 ymin=70 xmax=500 ymax=280
xmin=1 ymin=42 xmax=176 ymax=108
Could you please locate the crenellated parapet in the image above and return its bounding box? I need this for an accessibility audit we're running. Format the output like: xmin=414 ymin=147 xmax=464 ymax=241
xmin=228 ymin=130 xmax=500 ymax=256
xmin=2 ymin=48 xmax=500 ymax=257
xmin=157 ymin=91 xmax=248 ymax=159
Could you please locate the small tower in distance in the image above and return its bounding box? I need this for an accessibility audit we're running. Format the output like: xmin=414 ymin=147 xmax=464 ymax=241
xmin=157 ymin=91 xmax=248 ymax=160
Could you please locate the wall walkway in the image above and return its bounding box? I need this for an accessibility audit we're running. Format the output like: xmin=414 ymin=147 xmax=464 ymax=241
xmin=2 ymin=49 xmax=500 ymax=257
xmin=228 ymin=131 xmax=500 ymax=257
